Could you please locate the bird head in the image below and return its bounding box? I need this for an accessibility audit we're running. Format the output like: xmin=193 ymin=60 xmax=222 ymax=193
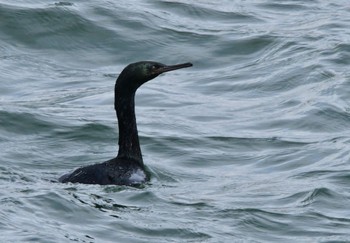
xmin=116 ymin=61 xmax=192 ymax=94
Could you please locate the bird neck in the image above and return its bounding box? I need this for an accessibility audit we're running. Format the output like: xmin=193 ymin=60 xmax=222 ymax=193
xmin=115 ymin=90 xmax=143 ymax=165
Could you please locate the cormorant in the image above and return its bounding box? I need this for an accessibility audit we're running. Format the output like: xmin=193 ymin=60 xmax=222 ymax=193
xmin=59 ymin=61 xmax=193 ymax=185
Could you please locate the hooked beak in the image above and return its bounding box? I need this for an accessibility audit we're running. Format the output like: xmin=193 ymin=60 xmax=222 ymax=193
xmin=155 ymin=62 xmax=193 ymax=75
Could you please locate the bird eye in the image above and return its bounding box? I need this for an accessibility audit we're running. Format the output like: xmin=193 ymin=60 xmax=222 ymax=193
xmin=151 ymin=65 xmax=156 ymax=70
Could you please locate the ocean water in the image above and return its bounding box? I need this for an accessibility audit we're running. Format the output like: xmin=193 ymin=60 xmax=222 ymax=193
xmin=1 ymin=0 xmax=350 ymax=242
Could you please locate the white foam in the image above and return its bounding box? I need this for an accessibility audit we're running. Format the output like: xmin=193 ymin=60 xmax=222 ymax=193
xmin=129 ymin=169 xmax=146 ymax=183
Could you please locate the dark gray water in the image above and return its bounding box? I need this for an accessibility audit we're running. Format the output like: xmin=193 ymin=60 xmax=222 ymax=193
xmin=1 ymin=1 xmax=350 ymax=242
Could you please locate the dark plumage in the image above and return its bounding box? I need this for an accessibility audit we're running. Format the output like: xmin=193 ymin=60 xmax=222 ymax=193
xmin=59 ymin=61 xmax=192 ymax=186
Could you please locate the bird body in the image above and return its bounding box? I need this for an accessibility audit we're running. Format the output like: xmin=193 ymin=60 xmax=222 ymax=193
xmin=59 ymin=61 xmax=192 ymax=186
xmin=59 ymin=157 xmax=147 ymax=185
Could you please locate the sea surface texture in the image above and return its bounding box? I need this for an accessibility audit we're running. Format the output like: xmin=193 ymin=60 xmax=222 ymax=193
xmin=1 ymin=1 xmax=350 ymax=242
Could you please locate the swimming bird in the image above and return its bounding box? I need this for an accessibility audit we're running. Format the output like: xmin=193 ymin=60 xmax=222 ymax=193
xmin=59 ymin=61 xmax=193 ymax=185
